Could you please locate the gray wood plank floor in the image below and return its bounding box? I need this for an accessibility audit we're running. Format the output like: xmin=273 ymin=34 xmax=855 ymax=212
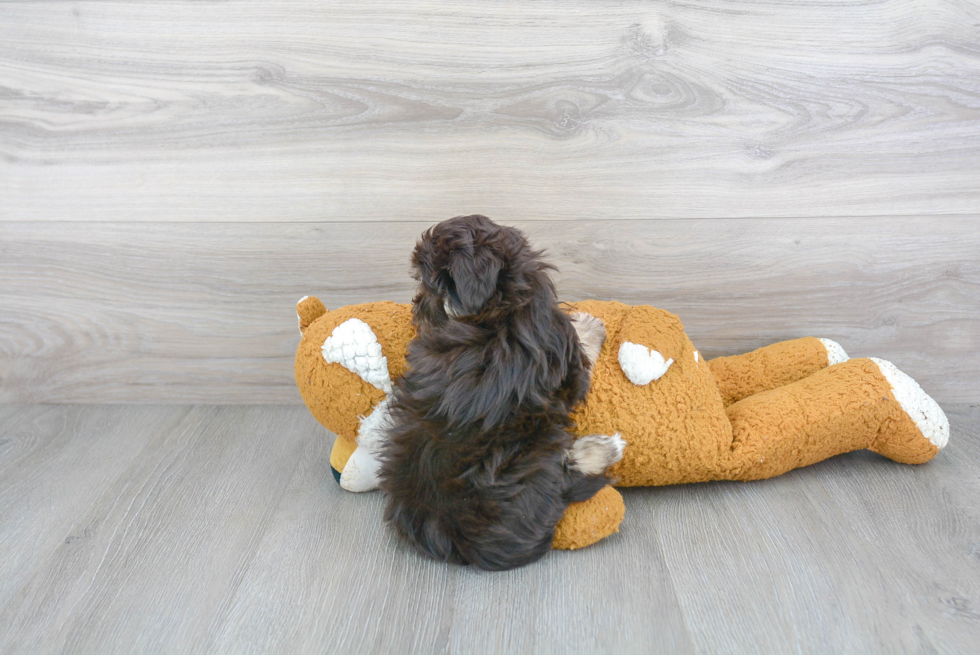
xmin=1 ymin=404 xmax=978 ymax=654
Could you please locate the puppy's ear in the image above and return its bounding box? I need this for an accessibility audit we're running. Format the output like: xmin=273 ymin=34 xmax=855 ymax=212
xmin=448 ymin=246 xmax=502 ymax=316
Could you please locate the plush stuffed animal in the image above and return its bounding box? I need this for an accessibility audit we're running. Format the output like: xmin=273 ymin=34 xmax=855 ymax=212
xmin=295 ymin=297 xmax=949 ymax=551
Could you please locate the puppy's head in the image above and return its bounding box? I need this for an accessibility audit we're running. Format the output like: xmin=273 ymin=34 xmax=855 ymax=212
xmin=411 ymin=214 xmax=545 ymax=324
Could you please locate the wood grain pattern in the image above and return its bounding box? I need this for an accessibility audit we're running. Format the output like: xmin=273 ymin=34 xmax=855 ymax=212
xmin=643 ymin=461 xmax=965 ymax=652
xmin=205 ymin=424 xmax=695 ymax=655
xmin=1 ymin=404 xmax=978 ymax=653
xmin=0 ymin=406 xmax=188 ymax=607
xmin=2 ymin=217 xmax=978 ymax=404
xmin=2 ymin=1 xmax=980 ymax=222
xmin=812 ymin=449 xmax=980 ymax=652
xmin=0 ymin=405 xmax=314 ymax=654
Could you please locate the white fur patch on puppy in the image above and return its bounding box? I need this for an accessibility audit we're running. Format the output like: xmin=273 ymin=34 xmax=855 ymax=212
xmin=443 ymin=298 xmax=462 ymax=319
xmin=818 ymin=338 xmax=849 ymax=365
xmin=322 ymin=318 xmax=393 ymax=393
xmin=618 ymin=342 xmax=673 ymax=385
xmin=565 ymin=433 xmax=626 ymax=475
xmin=870 ymin=357 xmax=949 ymax=449
xmin=340 ymin=397 xmax=393 ymax=492
xmin=570 ymin=312 xmax=606 ymax=367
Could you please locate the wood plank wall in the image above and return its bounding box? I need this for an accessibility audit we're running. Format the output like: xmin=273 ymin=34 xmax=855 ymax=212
xmin=2 ymin=1 xmax=978 ymax=404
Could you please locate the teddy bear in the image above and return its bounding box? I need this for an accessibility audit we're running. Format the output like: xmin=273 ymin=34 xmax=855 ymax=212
xmin=294 ymin=296 xmax=949 ymax=551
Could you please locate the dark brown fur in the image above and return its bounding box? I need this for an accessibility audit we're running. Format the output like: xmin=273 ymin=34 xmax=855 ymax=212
xmin=378 ymin=215 xmax=610 ymax=571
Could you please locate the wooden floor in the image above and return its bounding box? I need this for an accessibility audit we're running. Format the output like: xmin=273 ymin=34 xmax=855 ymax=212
xmin=1 ymin=404 xmax=978 ymax=654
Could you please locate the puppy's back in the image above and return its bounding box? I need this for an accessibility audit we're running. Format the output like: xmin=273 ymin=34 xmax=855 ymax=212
xmin=380 ymin=215 xmax=607 ymax=570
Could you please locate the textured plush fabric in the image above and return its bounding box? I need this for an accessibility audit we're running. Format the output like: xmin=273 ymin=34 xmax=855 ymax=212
xmin=709 ymin=336 xmax=830 ymax=407
xmin=295 ymin=298 xmax=944 ymax=551
xmin=551 ymin=485 xmax=625 ymax=550
xmin=295 ymin=300 xmax=412 ymax=446
xmin=328 ymin=431 xmax=358 ymax=477
xmin=566 ymin=301 xmax=734 ymax=487
xmin=725 ymin=358 xmax=938 ymax=481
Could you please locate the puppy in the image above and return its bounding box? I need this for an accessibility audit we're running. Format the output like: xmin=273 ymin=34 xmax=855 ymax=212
xmin=378 ymin=215 xmax=624 ymax=571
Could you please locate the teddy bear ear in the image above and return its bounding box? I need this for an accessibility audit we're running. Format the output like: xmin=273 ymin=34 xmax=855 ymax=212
xmin=321 ymin=318 xmax=393 ymax=394
xmin=297 ymin=296 xmax=327 ymax=334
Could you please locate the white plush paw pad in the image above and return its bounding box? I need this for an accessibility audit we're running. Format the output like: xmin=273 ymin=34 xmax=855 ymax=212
xmin=871 ymin=358 xmax=950 ymax=449
xmin=618 ymin=342 xmax=673 ymax=385
xmin=566 ymin=433 xmax=626 ymax=475
xmin=339 ymin=446 xmax=382 ymax=492
xmin=322 ymin=318 xmax=393 ymax=393
xmin=818 ymin=338 xmax=850 ymax=365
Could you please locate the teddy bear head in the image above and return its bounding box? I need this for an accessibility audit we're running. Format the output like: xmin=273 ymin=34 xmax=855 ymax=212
xmin=294 ymin=297 xmax=415 ymax=482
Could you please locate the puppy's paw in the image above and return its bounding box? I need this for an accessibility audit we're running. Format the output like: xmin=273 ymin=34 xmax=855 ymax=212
xmin=570 ymin=312 xmax=606 ymax=367
xmin=565 ymin=433 xmax=626 ymax=475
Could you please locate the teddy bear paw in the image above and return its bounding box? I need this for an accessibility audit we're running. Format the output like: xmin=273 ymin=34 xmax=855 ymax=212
xmin=818 ymin=338 xmax=850 ymax=365
xmin=339 ymin=446 xmax=382 ymax=492
xmin=870 ymin=358 xmax=949 ymax=449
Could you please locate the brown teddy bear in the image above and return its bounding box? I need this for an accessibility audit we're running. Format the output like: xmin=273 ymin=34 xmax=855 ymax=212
xmin=295 ymin=297 xmax=949 ymax=550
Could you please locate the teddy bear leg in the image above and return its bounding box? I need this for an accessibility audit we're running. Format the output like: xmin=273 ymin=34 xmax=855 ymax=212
xmin=722 ymin=358 xmax=948 ymax=481
xmin=708 ymin=337 xmax=849 ymax=407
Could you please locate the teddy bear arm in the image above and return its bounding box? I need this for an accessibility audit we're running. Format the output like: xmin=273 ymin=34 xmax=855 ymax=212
xmin=708 ymin=337 xmax=849 ymax=407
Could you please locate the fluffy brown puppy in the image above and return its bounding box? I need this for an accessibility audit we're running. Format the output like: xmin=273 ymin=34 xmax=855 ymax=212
xmin=379 ymin=215 xmax=624 ymax=571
